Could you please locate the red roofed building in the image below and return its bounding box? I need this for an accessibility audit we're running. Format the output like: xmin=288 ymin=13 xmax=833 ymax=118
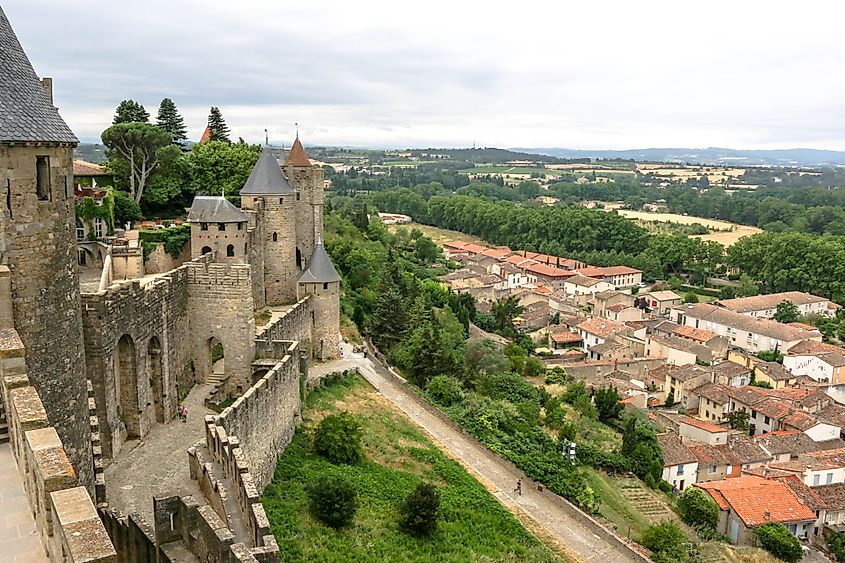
xmin=575 ymin=265 xmax=643 ymax=289
xmin=697 ymin=475 xmax=816 ymax=544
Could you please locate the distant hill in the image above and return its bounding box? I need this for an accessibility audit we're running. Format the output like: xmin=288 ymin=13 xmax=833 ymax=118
xmin=405 ymin=147 xmax=586 ymax=164
xmin=511 ymin=147 xmax=845 ymax=167
xmin=74 ymin=143 xmax=108 ymax=163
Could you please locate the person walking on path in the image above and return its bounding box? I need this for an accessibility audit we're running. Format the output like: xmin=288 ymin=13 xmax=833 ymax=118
xmin=182 ymin=404 xmax=188 ymax=423
xmin=515 ymin=479 xmax=522 ymax=496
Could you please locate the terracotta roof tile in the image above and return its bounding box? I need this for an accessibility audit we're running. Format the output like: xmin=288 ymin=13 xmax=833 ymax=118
xmin=285 ymin=137 xmax=311 ymax=166
xmin=697 ymin=476 xmax=816 ymax=526
xmin=672 ymin=325 xmax=718 ymax=342
xmin=577 ymin=317 xmax=627 ymax=338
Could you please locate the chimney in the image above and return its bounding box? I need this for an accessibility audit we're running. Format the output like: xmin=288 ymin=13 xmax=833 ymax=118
xmin=40 ymin=77 xmax=53 ymax=104
xmin=764 ymin=509 xmax=770 ymax=521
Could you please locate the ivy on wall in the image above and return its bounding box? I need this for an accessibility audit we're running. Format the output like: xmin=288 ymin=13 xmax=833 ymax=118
xmin=138 ymin=225 xmax=191 ymax=258
xmin=74 ymin=188 xmax=116 ymax=239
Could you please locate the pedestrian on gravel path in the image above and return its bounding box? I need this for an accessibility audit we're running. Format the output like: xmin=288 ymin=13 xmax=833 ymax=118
xmin=515 ymin=479 xmax=522 ymax=496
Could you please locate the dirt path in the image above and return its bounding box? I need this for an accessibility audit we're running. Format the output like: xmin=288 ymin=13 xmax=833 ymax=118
xmin=313 ymin=343 xmax=643 ymax=563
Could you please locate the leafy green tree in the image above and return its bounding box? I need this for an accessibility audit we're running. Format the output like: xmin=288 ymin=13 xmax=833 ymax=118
xmin=639 ymin=521 xmax=687 ymax=562
xmin=399 ymin=482 xmax=441 ymax=537
xmin=313 ymin=412 xmax=364 ymax=464
xmin=737 ymin=273 xmax=759 ymax=297
xmin=112 ymin=99 xmax=149 ymax=124
xmin=758 ymin=349 xmax=784 ymax=363
xmin=594 ymin=386 xmax=624 ymax=423
xmin=425 ymin=375 xmax=464 ymax=406
xmin=112 ymin=189 xmax=142 ymax=227
xmin=102 ymin=122 xmax=175 ymax=204
xmin=621 ymin=412 xmax=663 ymax=484
xmin=414 ymin=236 xmax=438 ymax=263
xmin=186 ymin=140 xmax=260 ymax=197
xmin=726 ymin=410 xmax=750 ymax=431
xmin=491 ymin=296 xmax=525 ymax=337
xmin=773 ymin=300 xmax=800 ymax=324
xmin=207 ymin=106 xmax=230 ymax=142
xmin=524 ymin=356 xmax=545 ymax=378
xmin=464 ymin=340 xmax=510 ymax=377
xmin=503 ymin=342 xmax=527 ymax=374
xmin=682 ymin=291 xmax=699 ymax=304
xmin=665 ymin=390 xmax=676 ymax=407
xmin=307 ymin=474 xmax=357 ymax=528
xmin=155 ymin=98 xmax=187 ymax=144
xmin=677 ymin=487 xmax=719 ymax=532
xmin=562 ymin=380 xmax=590 ymax=406
xmin=351 ymin=198 xmax=369 ymax=231
xmin=827 ymin=529 xmax=845 ymax=562
xmin=545 ymin=367 xmax=569 ymax=385
xmin=754 ymin=522 xmax=802 ymax=563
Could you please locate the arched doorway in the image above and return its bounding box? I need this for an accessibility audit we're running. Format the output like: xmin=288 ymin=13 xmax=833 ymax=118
xmin=201 ymin=246 xmax=212 ymax=255
xmin=207 ymin=337 xmax=225 ymax=385
xmin=147 ymin=337 xmax=165 ymax=423
xmin=114 ymin=335 xmax=140 ymax=439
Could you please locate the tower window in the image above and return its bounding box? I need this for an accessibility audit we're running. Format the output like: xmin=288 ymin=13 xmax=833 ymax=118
xmin=218 ymin=223 xmax=226 ymax=231
xmin=323 ymin=282 xmax=328 ymax=290
xmin=296 ymin=192 xmax=301 ymax=201
xmin=36 ymin=155 xmax=50 ymax=200
xmin=272 ymin=232 xmax=278 ymax=242
xmin=226 ymin=244 xmax=235 ymax=257
xmin=279 ymin=198 xmax=283 ymax=204
xmin=237 ymin=222 xmax=243 ymax=231
xmin=200 ymin=223 xmax=208 ymax=231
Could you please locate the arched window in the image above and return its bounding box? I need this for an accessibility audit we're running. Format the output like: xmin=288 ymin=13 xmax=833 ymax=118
xmin=296 ymin=247 xmax=302 ymax=269
xmin=272 ymin=232 xmax=278 ymax=242
xmin=201 ymin=246 xmax=212 ymax=255
xmin=226 ymin=244 xmax=235 ymax=257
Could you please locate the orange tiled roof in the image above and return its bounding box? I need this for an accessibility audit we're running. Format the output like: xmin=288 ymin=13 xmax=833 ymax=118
xmin=697 ymin=476 xmax=816 ymax=526
xmin=673 ymin=325 xmax=718 ymax=343
xmin=577 ymin=317 xmax=627 ymax=338
xmin=481 ymin=246 xmax=512 ymax=259
xmin=679 ymin=416 xmax=727 ymax=434
xmin=199 ymin=125 xmax=212 ymax=143
xmin=285 ymin=137 xmax=311 ymax=166
xmin=72 ymin=159 xmax=107 ymax=176
xmin=551 ymin=331 xmax=583 ymax=344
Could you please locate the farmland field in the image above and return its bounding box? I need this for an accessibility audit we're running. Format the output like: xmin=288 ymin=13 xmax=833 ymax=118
xmin=387 ymin=222 xmax=484 ymax=247
xmin=612 ymin=209 xmax=762 ymax=246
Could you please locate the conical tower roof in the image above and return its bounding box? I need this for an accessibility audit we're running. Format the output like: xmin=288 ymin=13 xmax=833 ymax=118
xmin=299 ymin=241 xmax=341 ymax=284
xmin=240 ymin=146 xmax=294 ymax=196
xmin=186 ymin=195 xmax=248 ymax=223
xmin=285 ymin=136 xmax=311 ymax=167
xmin=0 ymin=6 xmax=77 ymax=143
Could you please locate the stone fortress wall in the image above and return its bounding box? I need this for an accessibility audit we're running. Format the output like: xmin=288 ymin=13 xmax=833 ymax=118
xmin=0 ymin=143 xmax=93 ymax=492
xmin=0 ymin=266 xmax=117 ymax=562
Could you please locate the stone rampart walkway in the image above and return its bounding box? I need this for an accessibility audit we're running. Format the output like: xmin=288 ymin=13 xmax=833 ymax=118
xmin=0 ymin=444 xmax=46 ymax=562
xmin=313 ymin=342 xmax=642 ymax=563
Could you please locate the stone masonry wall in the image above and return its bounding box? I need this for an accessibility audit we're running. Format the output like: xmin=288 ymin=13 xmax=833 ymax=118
xmin=0 ymin=143 xmax=92 ymax=492
xmin=0 ymin=300 xmax=116 ymax=561
xmin=258 ymin=195 xmax=297 ymax=306
xmin=286 ymin=165 xmax=324 ymax=267
xmin=216 ymin=342 xmax=302 ymax=490
xmin=143 ymin=241 xmax=190 ymax=275
xmin=298 ymin=282 xmax=339 ymax=361
xmin=81 ymin=266 xmax=191 ymax=459
xmin=186 ymin=259 xmax=256 ymax=394
xmin=257 ymin=296 xmax=312 ymax=352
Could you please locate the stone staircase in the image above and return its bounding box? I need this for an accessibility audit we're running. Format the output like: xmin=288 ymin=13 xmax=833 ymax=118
xmin=206 ymin=372 xmax=226 ymax=386
xmin=0 ymin=398 xmax=8 ymax=444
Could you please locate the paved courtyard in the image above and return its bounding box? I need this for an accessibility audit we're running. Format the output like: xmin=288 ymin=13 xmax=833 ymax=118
xmin=0 ymin=444 xmax=46 ymax=562
xmin=103 ymin=383 xmax=214 ymax=527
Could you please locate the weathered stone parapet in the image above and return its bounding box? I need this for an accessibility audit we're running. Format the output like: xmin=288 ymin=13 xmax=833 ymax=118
xmin=51 ymin=487 xmax=117 ymax=562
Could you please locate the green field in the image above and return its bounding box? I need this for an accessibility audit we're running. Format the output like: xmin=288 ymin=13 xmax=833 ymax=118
xmin=262 ymin=374 xmax=565 ymax=562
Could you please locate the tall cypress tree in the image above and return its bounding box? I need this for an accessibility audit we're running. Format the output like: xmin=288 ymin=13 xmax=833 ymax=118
xmin=155 ymin=98 xmax=187 ymax=144
xmin=207 ymin=107 xmax=230 ymax=142
xmin=113 ymin=100 xmax=149 ymax=124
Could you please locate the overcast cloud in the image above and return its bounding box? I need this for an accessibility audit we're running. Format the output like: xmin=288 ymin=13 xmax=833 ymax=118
xmin=5 ymin=0 xmax=845 ymax=149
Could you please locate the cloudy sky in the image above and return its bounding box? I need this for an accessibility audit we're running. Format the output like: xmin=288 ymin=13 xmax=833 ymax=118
xmin=6 ymin=0 xmax=845 ymax=149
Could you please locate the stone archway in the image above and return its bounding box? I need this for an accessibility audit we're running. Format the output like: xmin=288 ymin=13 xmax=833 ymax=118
xmin=114 ymin=334 xmax=140 ymax=439
xmin=147 ymin=336 xmax=165 ymax=423
xmin=207 ymin=337 xmax=225 ymax=385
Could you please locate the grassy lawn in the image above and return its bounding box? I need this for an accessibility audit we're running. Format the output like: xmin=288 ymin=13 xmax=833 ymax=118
xmin=387 ymin=222 xmax=485 ymax=247
xmin=262 ymin=374 xmax=565 ymax=563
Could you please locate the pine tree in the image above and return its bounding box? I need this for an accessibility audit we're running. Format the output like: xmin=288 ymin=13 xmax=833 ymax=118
xmin=207 ymin=107 xmax=230 ymax=142
xmin=113 ymin=100 xmax=149 ymax=124
xmin=155 ymin=98 xmax=187 ymax=144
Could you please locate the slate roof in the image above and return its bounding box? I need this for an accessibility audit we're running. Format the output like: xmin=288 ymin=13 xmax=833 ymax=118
xmin=240 ymin=146 xmax=294 ymax=195
xmin=299 ymin=242 xmax=341 ymax=284
xmin=657 ymin=433 xmax=697 ymax=467
xmin=0 ymin=7 xmax=77 ymax=143
xmin=186 ymin=196 xmax=248 ymax=223
xmin=285 ymin=137 xmax=311 ymax=167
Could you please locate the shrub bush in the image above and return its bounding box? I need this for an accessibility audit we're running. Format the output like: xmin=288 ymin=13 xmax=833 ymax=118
xmin=755 ymin=522 xmax=802 ymax=563
xmin=307 ymin=474 xmax=358 ymax=528
xmin=399 ymin=482 xmax=441 ymax=537
xmin=426 ymin=375 xmax=464 ymax=407
xmin=639 ymin=520 xmax=687 ymax=561
xmin=313 ymin=412 xmax=364 ymax=464
xmin=676 ymin=487 xmax=718 ymax=532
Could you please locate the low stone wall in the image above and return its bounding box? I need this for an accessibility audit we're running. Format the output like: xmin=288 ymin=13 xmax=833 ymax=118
xmin=0 ymin=317 xmax=116 ymax=561
xmin=216 ymin=342 xmax=302 ymax=490
xmin=99 ymin=505 xmax=164 ymax=563
xmin=144 ymin=241 xmax=191 ymax=275
xmin=256 ymin=296 xmax=312 ymax=354
xmin=368 ymin=351 xmax=652 ymax=563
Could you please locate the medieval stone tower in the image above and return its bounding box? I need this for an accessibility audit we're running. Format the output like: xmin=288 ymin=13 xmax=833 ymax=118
xmin=0 ymin=7 xmax=92 ymax=490
xmin=187 ymin=195 xmax=250 ymax=264
xmin=285 ymin=136 xmax=325 ymax=269
xmin=298 ymin=239 xmax=341 ymax=360
xmin=240 ymin=147 xmax=298 ymax=305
